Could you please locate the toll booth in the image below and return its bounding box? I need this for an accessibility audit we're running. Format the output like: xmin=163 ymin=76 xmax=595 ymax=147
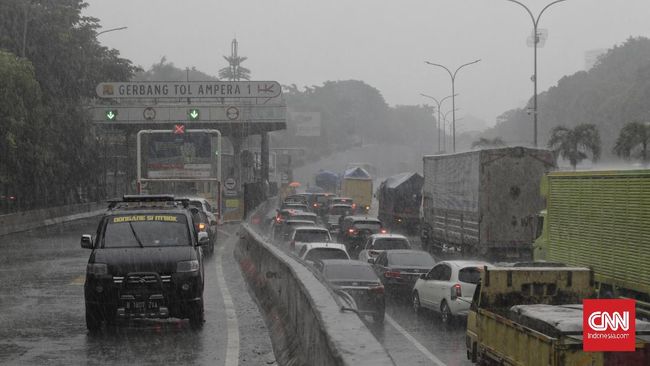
xmin=91 ymin=81 xmax=287 ymax=222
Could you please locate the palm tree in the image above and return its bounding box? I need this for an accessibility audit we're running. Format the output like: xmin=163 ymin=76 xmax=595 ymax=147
xmin=471 ymin=137 xmax=506 ymax=149
xmin=547 ymin=124 xmax=601 ymax=170
xmin=613 ymin=122 xmax=650 ymax=165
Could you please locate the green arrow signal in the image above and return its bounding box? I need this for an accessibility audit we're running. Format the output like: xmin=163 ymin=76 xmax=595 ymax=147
xmin=105 ymin=110 xmax=117 ymax=121
xmin=188 ymin=109 xmax=200 ymax=121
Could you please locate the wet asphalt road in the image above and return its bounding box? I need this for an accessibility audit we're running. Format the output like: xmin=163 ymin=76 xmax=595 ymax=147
xmin=0 ymin=216 xmax=471 ymax=366
xmin=0 ymin=218 xmax=274 ymax=365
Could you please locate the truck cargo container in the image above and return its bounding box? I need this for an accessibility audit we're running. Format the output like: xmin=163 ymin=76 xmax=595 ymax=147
xmin=341 ymin=167 xmax=373 ymax=212
xmin=421 ymin=147 xmax=556 ymax=260
xmin=466 ymin=267 xmax=650 ymax=366
xmin=377 ymin=172 xmax=423 ymax=234
xmin=535 ymin=169 xmax=650 ymax=316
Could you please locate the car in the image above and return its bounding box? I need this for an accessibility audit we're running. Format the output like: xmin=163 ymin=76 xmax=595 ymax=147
xmin=338 ymin=216 xmax=385 ymax=256
xmin=297 ymin=242 xmax=350 ymax=263
xmin=290 ymin=212 xmax=319 ymax=225
xmin=325 ymin=203 xmax=354 ymax=233
xmin=181 ymin=196 xmax=218 ymax=254
xmin=326 ymin=196 xmax=355 ymax=213
xmin=288 ymin=226 xmax=332 ymax=252
xmin=371 ymin=250 xmax=435 ymax=296
xmin=283 ymin=194 xmax=308 ymax=206
xmin=280 ymin=202 xmax=310 ymax=212
xmin=358 ymin=233 xmax=411 ymax=264
xmin=274 ymin=219 xmax=316 ymax=242
xmin=81 ymin=195 xmax=207 ymax=331
xmin=412 ymin=260 xmax=493 ymax=324
xmin=308 ymin=192 xmax=335 ymax=215
xmin=314 ymin=259 xmax=385 ymax=323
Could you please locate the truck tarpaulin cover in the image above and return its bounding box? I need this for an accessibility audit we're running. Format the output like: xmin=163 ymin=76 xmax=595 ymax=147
xmin=343 ymin=167 xmax=371 ymax=180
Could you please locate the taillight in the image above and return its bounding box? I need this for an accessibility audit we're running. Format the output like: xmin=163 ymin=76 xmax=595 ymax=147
xmin=370 ymin=285 xmax=385 ymax=294
xmin=451 ymin=283 xmax=462 ymax=300
xmin=198 ymin=223 xmax=206 ymax=231
xmin=313 ymin=203 xmax=318 ymax=208
xmin=351 ymin=203 xmax=357 ymax=209
xmin=384 ymin=271 xmax=401 ymax=279
xmin=380 ymin=229 xmax=388 ymax=234
xmin=348 ymin=228 xmax=355 ymax=234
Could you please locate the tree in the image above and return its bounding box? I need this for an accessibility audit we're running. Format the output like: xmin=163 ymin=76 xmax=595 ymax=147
xmin=613 ymin=122 xmax=650 ymax=165
xmin=471 ymin=137 xmax=506 ymax=149
xmin=547 ymin=124 xmax=601 ymax=170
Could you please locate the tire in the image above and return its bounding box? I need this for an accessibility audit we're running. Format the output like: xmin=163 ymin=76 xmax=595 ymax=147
xmin=440 ymin=301 xmax=453 ymax=325
xmin=85 ymin=304 xmax=102 ymax=331
xmin=412 ymin=291 xmax=422 ymax=315
xmin=188 ymin=301 xmax=205 ymax=330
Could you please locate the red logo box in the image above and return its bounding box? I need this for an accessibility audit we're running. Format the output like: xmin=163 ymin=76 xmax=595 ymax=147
xmin=583 ymin=299 xmax=636 ymax=352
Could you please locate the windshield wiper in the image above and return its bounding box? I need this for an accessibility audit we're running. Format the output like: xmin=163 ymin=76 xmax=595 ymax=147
xmin=128 ymin=222 xmax=145 ymax=248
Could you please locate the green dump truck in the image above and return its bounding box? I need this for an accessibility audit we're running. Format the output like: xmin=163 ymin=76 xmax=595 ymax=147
xmin=534 ymin=169 xmax=650 ymax=316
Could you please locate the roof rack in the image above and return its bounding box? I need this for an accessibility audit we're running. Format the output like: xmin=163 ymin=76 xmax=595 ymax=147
xmin=107 ymin=195 xmax=190 ymax=210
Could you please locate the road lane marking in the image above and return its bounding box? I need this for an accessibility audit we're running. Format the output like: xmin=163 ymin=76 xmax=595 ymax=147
xmin=216 ymin=242 xmax=240 ymax=366
xmin=70 ymin=275 xmax=85 ymax=285
xmin=385 ymin=314 xmax=447 ymax=366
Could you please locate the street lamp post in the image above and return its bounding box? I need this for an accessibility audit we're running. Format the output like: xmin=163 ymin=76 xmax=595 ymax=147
xmin=420 ymin=93 xmax=456 ymax=153
xmin=425 ymin=59 xmax=481 ymax=152
xmin=442 ymin=109 xmax=459 ymax=152
xmin=96 ymin=26 xmax=128 ymax=37
xmin=506 ymin=0 xmax=567 ymax=147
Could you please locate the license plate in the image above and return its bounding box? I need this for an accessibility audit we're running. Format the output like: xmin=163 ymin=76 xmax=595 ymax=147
xmin=126 ymin=301 xmax=159 ymax=311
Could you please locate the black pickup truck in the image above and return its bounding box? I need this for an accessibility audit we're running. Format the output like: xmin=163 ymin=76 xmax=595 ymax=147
xmin=81 ymin=195 xmax=208 ymax=331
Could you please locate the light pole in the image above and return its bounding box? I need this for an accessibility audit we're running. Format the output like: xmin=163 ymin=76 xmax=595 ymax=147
xmin=420 ymin=93 xmax=456 ymax=153
xmin=441 ymin=109 xmax=459 ymax=152
xmin=506 ymin=0 xmax=567 ymax=147
xmin=425 ymin=59 xmax=481 ymax=152
xmin=97 ymin=26 xmax=128 ymax=37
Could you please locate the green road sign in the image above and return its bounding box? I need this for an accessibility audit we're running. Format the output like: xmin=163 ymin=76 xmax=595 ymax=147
xmin=105 ymin=110 xmax=117 ymax=121
xmin=188 ymin=108 xmax=200 ymax=121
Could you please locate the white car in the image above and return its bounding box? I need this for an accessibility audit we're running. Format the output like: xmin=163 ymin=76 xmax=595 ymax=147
xmin=289 ymin=226 xmax=332 ymax=253
xmin=298 ymin=242 xmax=350 ymax=263
xmin=358 ymin=233 xmax=411 ymax=264
xmin=412 ymin=260 xmax=492 ymax=324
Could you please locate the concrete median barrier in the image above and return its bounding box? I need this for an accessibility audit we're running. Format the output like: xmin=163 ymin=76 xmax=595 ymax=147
xmin=0 ymin=202 xmax=105 ymax=236
xmin=235 ymin=205 xmax=395 ymax=366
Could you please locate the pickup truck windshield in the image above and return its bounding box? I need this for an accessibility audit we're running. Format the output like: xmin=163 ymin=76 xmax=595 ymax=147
xmin=103 ymin=214 xmax=190 ymax=248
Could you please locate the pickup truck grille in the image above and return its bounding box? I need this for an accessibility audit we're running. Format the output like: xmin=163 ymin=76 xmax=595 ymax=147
xmin=113 ymin=274 xmax=172 ymax=284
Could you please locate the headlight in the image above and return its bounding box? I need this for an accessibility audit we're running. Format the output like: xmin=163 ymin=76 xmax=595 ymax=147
xmin=87 ymin=263 xmax=108 ymax=275
xmin=177 ymin=260 xmax=200 ymax=272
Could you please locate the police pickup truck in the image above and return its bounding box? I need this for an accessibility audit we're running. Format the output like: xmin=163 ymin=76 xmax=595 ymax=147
xmin=81 ymin=195 xmax=208 ymax=331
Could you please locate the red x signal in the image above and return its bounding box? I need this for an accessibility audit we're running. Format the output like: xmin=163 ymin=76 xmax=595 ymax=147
xmin=174 ymin=124 xmax=185 ymax=134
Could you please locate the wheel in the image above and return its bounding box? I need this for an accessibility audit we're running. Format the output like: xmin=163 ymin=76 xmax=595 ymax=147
xmin=188 ymin=301 xmax=205 ymax=330
xmin=85 ymin=304 xmax=102 ymax=331
xmin=440 ymin=301 xmax=453 ymax=325
xmin=412 ymin=291 xmax=422 ymax=315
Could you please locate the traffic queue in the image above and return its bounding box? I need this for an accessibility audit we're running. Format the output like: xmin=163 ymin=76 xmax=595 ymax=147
xmin=266 ymin=191 xmax=492 ymax=327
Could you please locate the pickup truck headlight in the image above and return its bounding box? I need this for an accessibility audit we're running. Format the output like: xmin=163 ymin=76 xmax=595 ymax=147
xmin=177 ymin=260 xmax=200 ymax=272
xmin=87 ymin=263 xmax=108 ymax=275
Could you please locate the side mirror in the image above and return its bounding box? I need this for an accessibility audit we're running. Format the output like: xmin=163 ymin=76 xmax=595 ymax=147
xmin=420 ymin=274 xmax=426 ymax=280
xmin=80 ymin=234 xmax=94 ymax=249
xmin=197 ymin=231 xmax=210 ymax=246
xmin=367 ymin=258 xmax=375 ymax=264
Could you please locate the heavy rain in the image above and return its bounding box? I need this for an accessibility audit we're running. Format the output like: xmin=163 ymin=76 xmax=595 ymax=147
xmin=2 ymin=1 xmax=650 ymax=365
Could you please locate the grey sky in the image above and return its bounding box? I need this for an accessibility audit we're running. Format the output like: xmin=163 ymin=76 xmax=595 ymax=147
xmin=85 ymin=0 xmax=650 ymax=126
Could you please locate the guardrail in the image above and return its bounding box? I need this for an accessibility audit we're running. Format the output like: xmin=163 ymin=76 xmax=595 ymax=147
xmin=235 ymin=200 xmax=395 ymax=366
xmin=0 ymin=202 xmax=105 ymax=236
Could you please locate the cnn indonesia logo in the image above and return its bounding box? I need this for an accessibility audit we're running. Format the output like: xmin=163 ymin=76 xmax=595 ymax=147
xmin=583 ymin=299 xmax=636 ymax=352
